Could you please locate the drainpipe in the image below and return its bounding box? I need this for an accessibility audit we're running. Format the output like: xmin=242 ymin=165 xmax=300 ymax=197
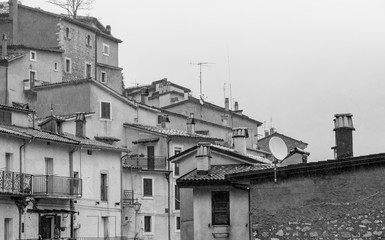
xmin=5 ymin=63 xmax=8 ymax=105
xmin=94 ymin=33 xmax=98 ymax=79
xmin=248 ymin=187 xmax=251 ymax=240
xmin=69 ymin=146 xmax=80 ymax=239
xmin=166 ymin=137 xmax=172 ymax=240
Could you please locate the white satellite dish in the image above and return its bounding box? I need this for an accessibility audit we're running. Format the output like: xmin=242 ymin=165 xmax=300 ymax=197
xmin=269 ymin=136 xmax=288 ymax=161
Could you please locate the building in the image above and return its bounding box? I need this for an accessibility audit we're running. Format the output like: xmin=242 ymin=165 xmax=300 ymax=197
xmin=0 ymin=105 xmax=126 ymax=239
xmin=172 ymin=128 xmax=272 ymax=240
xmin=122 ymin=116 xmax=222 ymax=240
xmin=0 ymin=0 xmax=123 ymax=97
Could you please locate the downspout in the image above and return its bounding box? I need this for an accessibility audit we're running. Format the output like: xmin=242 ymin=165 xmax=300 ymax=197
xmin=248 ymin=187 xmax=251 ymax=240
xmin=167 ymin=137 xmax=172 ymax=240
xmin=5 ymin=63 xmax=9 ymax=105
xmin=94 ymin=32 xmax=98 ymax=80
xmin=69 ymin=146 xmax=80 ymax=239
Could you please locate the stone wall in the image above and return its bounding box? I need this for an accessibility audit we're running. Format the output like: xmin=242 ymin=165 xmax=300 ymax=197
xmin=250 ymin=165 xmax=385 ymax=240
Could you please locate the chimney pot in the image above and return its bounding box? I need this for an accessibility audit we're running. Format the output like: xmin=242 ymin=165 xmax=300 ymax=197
xmin=232 ymin=127 xmax=249 ymax=154
xmin=184 ymin=90 xmax=189 ymax=100
xmin=75 ymin=112 xmax=86 ymax=138
xmin=332 ymin=113 xmax=355 ymax=159
xmin=106 ymin=25 xmax=111 ymax=34
xmin=196 ymin=142 xmax=211 ymax=175
xmin=187 ymin=113 xmax=195 ymax=134
xmin=234 ymin=101 xmax=239 ymax=111
xmin=225 ymin=98 xmax=229 ymax=111
xmin=2 ymin=33 xmax=7 ymax=57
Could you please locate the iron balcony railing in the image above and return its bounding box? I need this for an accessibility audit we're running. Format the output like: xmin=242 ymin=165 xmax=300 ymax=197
xmin=32 ymin=175 xmax=82 ymax=198
xmin=123 ymin=155 xmax=167 ymax=170
xmin=0 ymin=170 xmax=33 ymax=195
xmin=20 ymin=237 xmax=128 ymax=240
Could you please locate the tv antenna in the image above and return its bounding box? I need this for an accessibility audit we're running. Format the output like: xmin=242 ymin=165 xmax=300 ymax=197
xmin=189 ymin=62 xmax=215 ymax=98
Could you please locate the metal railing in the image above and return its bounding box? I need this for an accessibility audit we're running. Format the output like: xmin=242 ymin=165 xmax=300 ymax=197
xmin=0 ymin=170 xmax=32 ymax=195
xmin=23 ymin=79 xmax=51 ymax=90
xmin=32 ymin=175 xmax=82 ymax=198
xmin=123 ymin=155 xmax=167 ymax=170
xmin=20 ymin=237 xmax=128 ymax=240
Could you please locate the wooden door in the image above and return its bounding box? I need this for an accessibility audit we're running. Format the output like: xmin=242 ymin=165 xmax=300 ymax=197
xmin=147 ymin=146 xmax=155 ymax=170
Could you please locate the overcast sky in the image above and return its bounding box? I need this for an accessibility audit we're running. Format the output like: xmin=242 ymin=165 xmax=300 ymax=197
xmin=25 ymin=0 xmax=385 ymax=162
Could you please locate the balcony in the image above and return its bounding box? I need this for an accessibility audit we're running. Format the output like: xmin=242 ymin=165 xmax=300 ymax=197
xmin=0 ymin=170 xmax=32 ymax=195
xmin=23 ymin=79 xmax=51 ymax=91
xmin=32 ymin=175 xmax=82 ymax=198
xmin=123 ymin=155 xmax=167 ymax=171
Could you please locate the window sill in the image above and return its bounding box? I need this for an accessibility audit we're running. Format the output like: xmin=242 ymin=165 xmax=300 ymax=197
xmin=143 ymin=232 xmax=153 ymax=236
xmin=142 ymin=197 xmax=154 ymax=200
xmin=100 ymin=118 xmax=112 ymax=122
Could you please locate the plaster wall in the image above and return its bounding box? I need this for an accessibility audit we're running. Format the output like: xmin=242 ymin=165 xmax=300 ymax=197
xmin=96 ymin=37 xmax=118 ymax=67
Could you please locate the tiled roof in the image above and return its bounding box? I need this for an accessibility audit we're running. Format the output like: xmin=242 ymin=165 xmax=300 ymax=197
xmin=36 ymin=112 xmax=94 ymax=125
xmin=62 ymin=133 xmax=127 ymax=152
xmin=0 ymin=50 xmax=27 ymax=62
xmin=124 ymin=123 xmax=223 ymax=141
xmin=178 ymin=164 xmax=273 ymax=183
xmin=212 ymin=144 xmax=272 ymax=164
xmin=0 ymin=2 xmax=9 ymax=14
xmin=0 ymin=126 xmax=31 ymax=138
xmin=0 ymin=104 xmax=35 ymax=113
xmin=2 ymin=125 xmax=78 ymax=144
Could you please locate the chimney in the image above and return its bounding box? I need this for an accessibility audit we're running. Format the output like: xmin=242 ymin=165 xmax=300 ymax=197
xmin=140 ymin=87 xmax=149 ymax=103
xmin=184 ymin=90 xmax=189 ymax=100
xmin=75 ymin=112 xmax=86 ymax=138
xmin=270 ymin=127 xmax=276 ymax=135
xmin=234 ymin=101 xmax=239 ymax=111
xmin=196 ymin=142 xmax=212 ymax=175
xmin=187 ymin=113 xmax=195 ymax=134
xmin=264 ymin=129 xmax=269 ymax=137
xmin=2 ymin=33 xmax=7 ymax=57
xmin=225 ymin=98 xmax=229 ymax=111
xmin=160 ymin=114 xmax=170 ymax=129
xmin=232 ymin=127 xmax=249 ymax=155
xmin=332 ymin=113 xmax=355 ymax=159
xmin=9 ymin=0 xmax=18 ymax=45
xmin=106 ymin=25 xmax=111 ymax=34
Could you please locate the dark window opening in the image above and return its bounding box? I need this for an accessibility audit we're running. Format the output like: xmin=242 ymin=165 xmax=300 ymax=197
xmin=144 ymin=216 xmax=151 ymax=233
xmin=143 ymin=178 xmax=153 ymax=197
xmin=101 ymin=173 xmax=108 ymax=201
xmin=212 ymin=191 xmax=230 ymax=225
xmin=175 ymin=185 xmax=180 ymax=210
xmin=0 ymin=110 xmax=12 ymax=125
xmin=101 ymin=102 xmax=111 ymax=119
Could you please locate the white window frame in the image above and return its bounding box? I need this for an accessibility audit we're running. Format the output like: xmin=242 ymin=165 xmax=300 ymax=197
xmin=30 ymin=51 xmax=37 ymax=61
xmin=142 ymin=176 xmax=154 ymax=199
xmin=173 ymin=145 xmax=183 ymax=177
xmin=100 ymin=171 xmax=109 ymax=202
xmin=29 ymin=69 xmax=37 ymax=81
xmin=85 ymin=62 xmax=92 ymax=78
xmin=65 ymin=57 xmax=72 ymax=73
xmin=174 ymin=184 xmax=180 ymax=212
xmin=100 ymin=100 xmax=112 ymax=121
xmin=103 ymin=43 xmax=110 ymax=56
xmin=101 ymin=71 xmax=107 ymax=83
xmin=54 ymin=62 xmax=58 ymax=72
xmin=65 ymin=27 xmax=70 ymax=39
xmin=142 ymin=215 xmax=154 ymax=235
xmin=175 ymin=216 xmax=181 ymax=232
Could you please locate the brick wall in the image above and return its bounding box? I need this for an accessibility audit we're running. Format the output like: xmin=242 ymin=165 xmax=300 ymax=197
xmin=251 ymin=165 xmax=385 ymax=239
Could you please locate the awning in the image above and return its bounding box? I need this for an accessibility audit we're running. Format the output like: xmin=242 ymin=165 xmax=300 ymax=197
xmin=27 ymin=208 xmax=77 ymax=214
xmin=132 ymin=138 xmax=159 ymax=144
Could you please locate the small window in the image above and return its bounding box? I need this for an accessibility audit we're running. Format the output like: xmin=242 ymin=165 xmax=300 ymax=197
xmin=86 ymin=35 xmax=91 ymax=46
xmin=100 ymin=101 xmax=111 ymax=120
xmin=101 ymin=71 xmax=107 ymax=83
xmin=85 ymin=63 xmax=92 ymax=78
xmin=175 ymin=217 xmax=181 ymax=232
xmin=65 ymin=58 xmax=71 ymax=73
xmin=65 ymin=27 xmax=70 ymax=38
xmin=101 ymin=173 xmax=108 ymax=201
xmin=87 ymin=150 xmax=92 ymax=155
xmin=175 ymin=185 xmax=180 ymax=210
xmin=143 ymin=178 xmax=153 ymax=197
xmin=144 ymin=216 xmax=152 ymax=234
xmin=54 ymin=62 xmax=58 ymax=71
xmin=29 ymin=70 xmax=37 ymax=82
xmin=103 ymin=43 xmax=110 ymax=56
xmin=212 ymin=191 xmax=230 ymax=226
xmin=30 ymin=51 xmax=37 ymax=61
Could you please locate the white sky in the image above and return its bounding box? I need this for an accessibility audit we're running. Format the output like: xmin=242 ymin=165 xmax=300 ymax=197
xmin=24 ymin=0 xmax=385 ymax=162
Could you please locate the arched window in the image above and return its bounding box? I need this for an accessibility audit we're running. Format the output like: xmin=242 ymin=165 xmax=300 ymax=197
xmin=65 ymin=27 xmax=70 ymax=38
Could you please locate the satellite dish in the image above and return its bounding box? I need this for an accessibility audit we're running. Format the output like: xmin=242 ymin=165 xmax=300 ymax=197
xmin=269 ymin=136 xmax=288 ymax=161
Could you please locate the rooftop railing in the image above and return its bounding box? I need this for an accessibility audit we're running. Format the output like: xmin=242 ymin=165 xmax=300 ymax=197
xmin=0 ymin=170 xmax=33 ymax=195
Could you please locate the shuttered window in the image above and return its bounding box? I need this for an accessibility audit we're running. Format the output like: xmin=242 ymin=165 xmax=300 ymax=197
xmin=0 ymin=110 xmax=12 ymax=125
xmin=144 ymin=216 xmax=152 ymax=233
xmin=212 ymin=191 xmax=230 ymax=225
xmin=143 ymin=178 xmax=153 ymax=197
xmin=100 ymin=102 xmax=111 ymax=120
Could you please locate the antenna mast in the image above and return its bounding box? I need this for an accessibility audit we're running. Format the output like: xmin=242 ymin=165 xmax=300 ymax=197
xmin=189 ymin=62 xmax=215 ymax=98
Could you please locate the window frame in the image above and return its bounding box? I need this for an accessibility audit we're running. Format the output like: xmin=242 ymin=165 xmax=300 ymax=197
xmin=101 ymin=71 xmax=107 ymax=83
xmin=175 ymin=216 xmax=181 ymax=232
xmin=30 ymin=51 xmax=37 ymax=61
xmin=174 ymin=184 xmax=180 ymax=211
xmin=173 ymin=146 xmax=183 ymax=177
xmin=86 ymin=35 xmax=92 ymax=46
xmin=142 ymin=177 xmax=154 ymax=198
xmin=65 ymin=57 xmax=72 ymax=73
xmin=100 ymin=172 xmax=108 ymax=202
xmin=102 ymin=43 xmax=110 ymax=56
xmin=54 ymin=62 xmax=58 ymax=72
xmin=100 ymin=101 xmax=112 ymax=121
xmin=85 ymin=62 xmax=92 ymax=79
xmin=143 ymin=215 xmax=153 ymax=235
xmin=65 ymin=27 xmax=70 ymax=39
xmin=212 ymin=191 xmax=230 ymax=226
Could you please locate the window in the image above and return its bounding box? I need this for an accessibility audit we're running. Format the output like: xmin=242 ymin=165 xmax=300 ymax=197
xmin=100 ymin=101 xmax=111 ymax=120
xmin=65 ymin=58 xmax=71 ymax=73
xmin=174 ymin=185 xmax=180 ymax=210
xmin=175 ymin=217 xmax=181 ymax=232
xmin=85 ymin=63 xmax=92 ymax=78
xmin=5 ymin=153 xmax=13 ymax=171
xmin=4 ymin=218 xmax=13 ymax=240
xmin=86 ymin=35 xmax=91 ymax=46
xmin=174 ymin=163 xmax=179 ymax=176
xmin=54 ymin=62 xmax=58 ymax=71
xmin=212 ymin=191 xmax=230 ymax=225
xmin=0 ymin=110 xmax=12 ymax=125
xmin=144 ymin=216 xmax=152 ymax=234
xmin=101 ymin=71 xmax=107 ymax=83
xmin=65 ymin=27 xmax=70 ymax=38
xmin=101 ymin=173 xmax=108 ymax=201
xmin=143 ymin=178 xmax=153 ymax=197
xmin=29 ymin=70 xmax=37 ymax=82
xmin=30 ymin=51 xmax=37 ymax=61
xmin=103 ymin=43 xmax=110 ymax=56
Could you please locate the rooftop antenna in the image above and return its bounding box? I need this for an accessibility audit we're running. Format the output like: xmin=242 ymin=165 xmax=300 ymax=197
xmin=227 ymin=53 xmax=233 ymax=111
xmin=189 ymin=62 xmax=215 ymax=100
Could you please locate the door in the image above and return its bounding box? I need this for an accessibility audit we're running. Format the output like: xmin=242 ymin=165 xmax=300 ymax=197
xmin=102 ymin=216 xmax=109 ymax=239
xmin=40 ymin=216 xmax=54 ymax=239
xmin=45 ymin=158 xmax=54 ymax=193
xmin=147 ymin=146 xmax=155 ymax=170
xmin=4 ymin=218 xmax=13 ymax=240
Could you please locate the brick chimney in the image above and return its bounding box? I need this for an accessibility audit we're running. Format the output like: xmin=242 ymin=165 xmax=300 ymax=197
xmin=332 ymin=114 xmax=355 ymax=159
xmin=2 ymin=33 xmax=7 ymax=57
xmin=75 ymin=112 xmax=86 ymax=138
xmin=196 ymin=142 xmax=212 ymax=175
xmin=225 ymin=98 xmax=229 ymax=111
xmin=9 ymin=0 xmax=18 ymax=45
xmin=232 ymin=127 xmax=249 ymax=155
xmin=106 ymin=25 xmax=111 ymax=34
xmin=187 ymin=113 xmax=195 ymax=134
